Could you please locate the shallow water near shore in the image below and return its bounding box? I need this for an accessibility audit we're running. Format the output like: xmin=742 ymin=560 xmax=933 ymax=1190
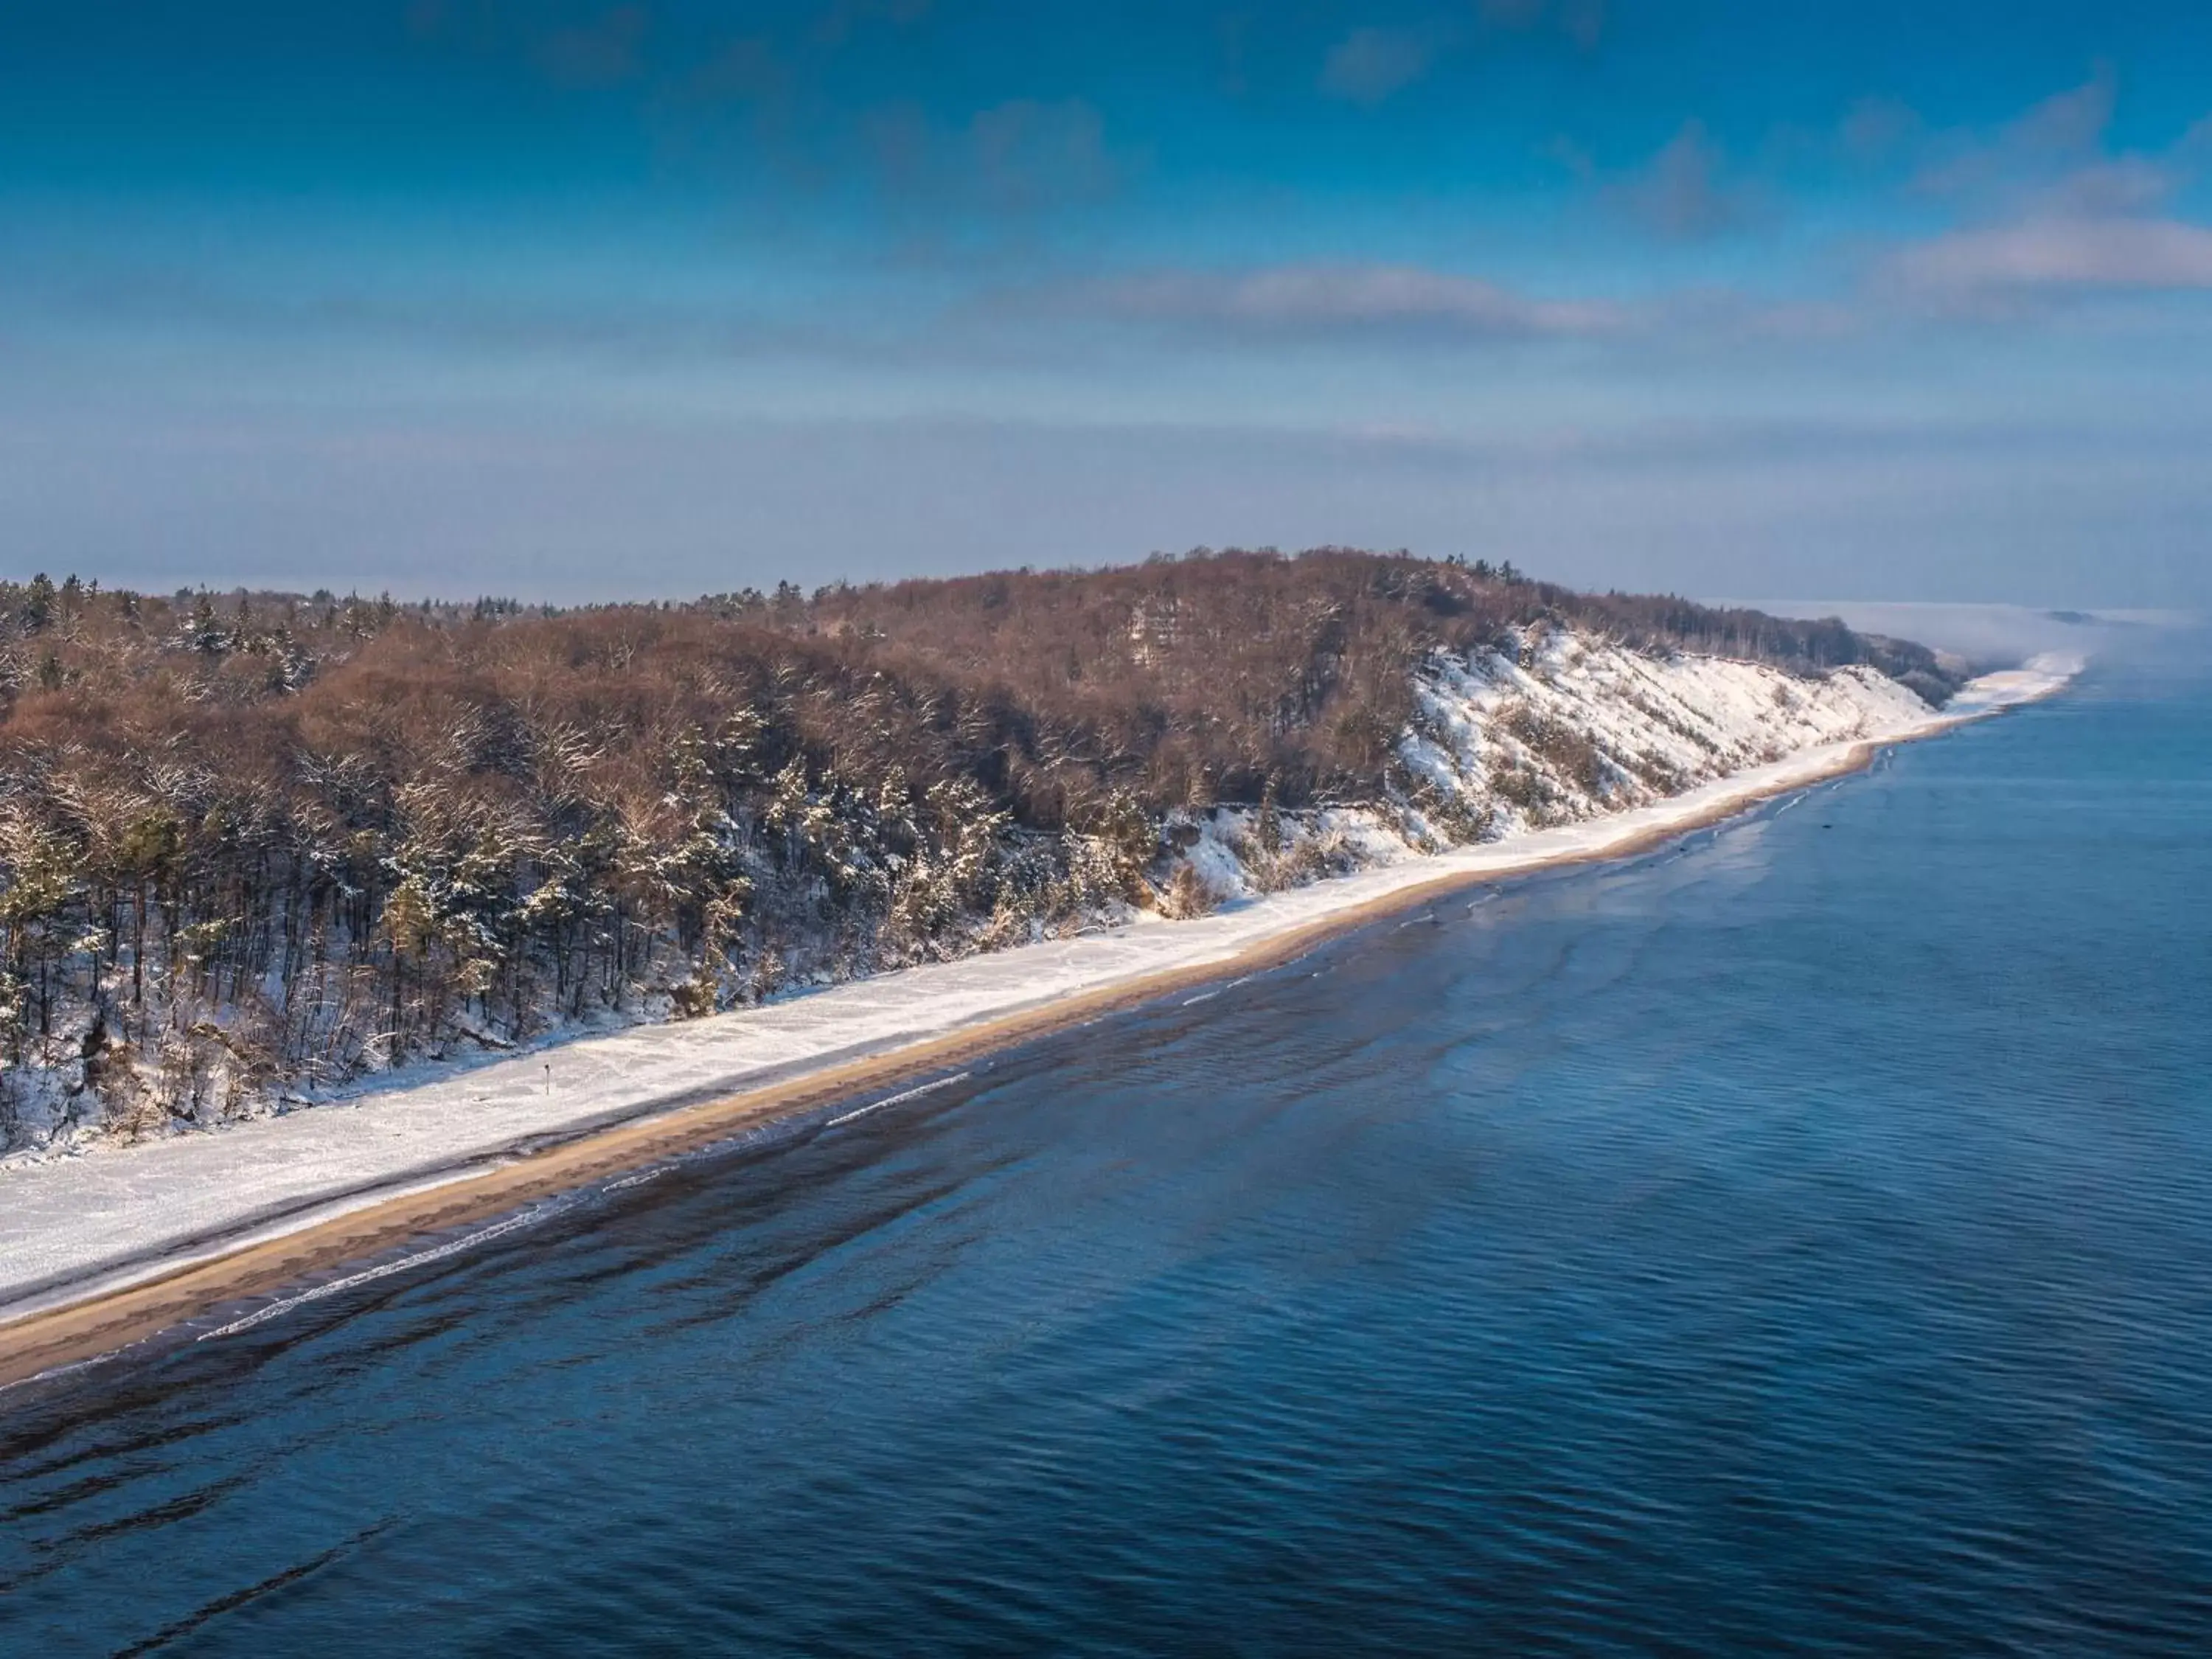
xmin=5 ymin=649 xmax=2211 ymax=1655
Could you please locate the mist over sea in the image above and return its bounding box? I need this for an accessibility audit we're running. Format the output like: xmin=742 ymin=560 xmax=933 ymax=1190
xmin=6 ymin=640 xmax=2209 ymax=1656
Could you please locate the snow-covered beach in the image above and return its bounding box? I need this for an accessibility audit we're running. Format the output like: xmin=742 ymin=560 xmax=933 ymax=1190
xmin=0 ymin=653 xmax=2080 ymax=1389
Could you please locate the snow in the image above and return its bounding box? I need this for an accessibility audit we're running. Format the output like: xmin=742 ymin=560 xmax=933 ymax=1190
xmin=1398 ymin=627 xmax=1938 ymax=834
xmin=1941 ymin=652 xmax=2087 ymax=714
xmin=1154 ymin=630 xmax=1969 ymax=909
xmin=0 ymin=650 xmax=2078 ymax=1328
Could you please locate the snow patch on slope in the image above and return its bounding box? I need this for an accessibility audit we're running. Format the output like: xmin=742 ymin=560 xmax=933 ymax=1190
xmin=1168 ymin=622 xmax=1935 ymax=906
xmin=1399 ymin=624 xmax=1933 ymax=838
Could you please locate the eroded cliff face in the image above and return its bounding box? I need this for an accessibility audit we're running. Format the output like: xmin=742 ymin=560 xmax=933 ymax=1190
xmin=1398 ymin=625 xmax=1933 ymax=837
xmin=1085 ymin=622 xmax=1935 ymax=914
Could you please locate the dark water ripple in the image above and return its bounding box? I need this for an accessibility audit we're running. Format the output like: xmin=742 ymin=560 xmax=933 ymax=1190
xmin=4 ymin=655 xmax=2212 ymax=1655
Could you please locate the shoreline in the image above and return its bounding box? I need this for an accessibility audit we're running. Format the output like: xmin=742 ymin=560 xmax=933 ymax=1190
xmin=0 ymin=658 xmax=2079 ymax=1394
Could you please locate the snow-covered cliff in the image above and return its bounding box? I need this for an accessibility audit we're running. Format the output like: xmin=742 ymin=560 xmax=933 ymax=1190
xmin=1163 ymin=622 xmax=1935 ymax=906
xmin=1400 ymin=623 xmax=1933 ymax=836
xmin=1 ymin=621 xmax=1944 ymax=1157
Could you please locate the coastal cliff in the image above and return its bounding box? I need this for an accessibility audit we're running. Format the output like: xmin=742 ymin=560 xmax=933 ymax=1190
xmin=0 ymin=552 xmax=1961 ymax=1154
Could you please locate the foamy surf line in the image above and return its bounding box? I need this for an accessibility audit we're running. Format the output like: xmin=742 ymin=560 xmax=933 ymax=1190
xmin=195 ymin=1205 xmax=554 ymax=1342
xmin=0 ymin=655 xmax=2079 ymax=1394
xmin=825 ymin=1071 xmax=974 ymax=1128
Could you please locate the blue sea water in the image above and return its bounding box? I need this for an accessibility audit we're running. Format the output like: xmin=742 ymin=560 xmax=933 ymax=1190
xmin=4 ymin=648 xmax=2211 ymax=1656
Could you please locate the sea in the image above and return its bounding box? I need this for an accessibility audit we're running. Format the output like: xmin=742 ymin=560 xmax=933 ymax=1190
xmin=4 ymin=639 xmax=2209 ymax=1656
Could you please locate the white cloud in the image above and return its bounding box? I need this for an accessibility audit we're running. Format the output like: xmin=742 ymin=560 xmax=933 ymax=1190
xmin=1067 ymin=263 xmax=1630 ymax=337
xmin=1885 ymin=214 xmax=2212 ymax=294
xmin=1865 ymin=67 xmax=2212 ymax=308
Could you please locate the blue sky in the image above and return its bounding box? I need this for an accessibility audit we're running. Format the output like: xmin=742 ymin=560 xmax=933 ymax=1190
xmin=4 ymin=1 xmax=2211 ymax=605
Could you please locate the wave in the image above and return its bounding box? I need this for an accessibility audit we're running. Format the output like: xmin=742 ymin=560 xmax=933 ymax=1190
xmin=194 ymin=1205 xmax=558 ymax=1343
xmin=824 ymin=1071 xmax=974 ymax=1130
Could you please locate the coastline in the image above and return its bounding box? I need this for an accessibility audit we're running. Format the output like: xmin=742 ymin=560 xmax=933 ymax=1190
xmin=0 ymin=656 xmax=2079 ymax=1393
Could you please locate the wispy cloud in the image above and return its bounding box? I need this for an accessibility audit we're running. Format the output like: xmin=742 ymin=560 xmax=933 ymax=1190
xmin=532 ymin=4 xmax=650 ymax=88
xmin=1912 ymin=63 xmax=2118 ymax=198
xmin=2004 ymin=62 xmax=2118 ymax=156
xmin=1319 ymin=3 xmax=1599 ymax=106
xmin=1040 ymin=263 xmax=1632 ymax=338
xmin=1837 ymin=96 xmax=1923 ymax=164
xmin=967 ymin=98 xmax=1118 ymax=210
xmin=1605 ymin=121 xmax=1755 ymax=240
xmin=1868 ymin=66 xmax=2212 ymax=305
xmin=1319 ymin=28 xmax=1438 ymax=105
xmin=1478 ymin=0 xmax=1607 ymax=49
xmin=809 ymin=0 xmax=931 ymax=49
xmin=837 ymin=95 xmax=1130 ymax=225
xmin=1883 ymin=215 xmax=2212 ymax=296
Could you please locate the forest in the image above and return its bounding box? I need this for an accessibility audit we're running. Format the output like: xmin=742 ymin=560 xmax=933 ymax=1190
xmin=0 ymin=551 xmax=1958 ymax=1146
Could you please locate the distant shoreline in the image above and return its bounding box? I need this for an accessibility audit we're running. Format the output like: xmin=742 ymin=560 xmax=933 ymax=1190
xmin=0 ymin=658 xmax=2079 ymax=1395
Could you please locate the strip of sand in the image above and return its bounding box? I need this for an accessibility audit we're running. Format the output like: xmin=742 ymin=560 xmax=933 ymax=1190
xmin=0 ymin=655 xmax=2080 ymax=1391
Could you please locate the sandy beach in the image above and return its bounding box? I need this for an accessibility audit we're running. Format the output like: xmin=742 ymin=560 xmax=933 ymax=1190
xmin=0 ymin=655 xmax=2079 ymax=1393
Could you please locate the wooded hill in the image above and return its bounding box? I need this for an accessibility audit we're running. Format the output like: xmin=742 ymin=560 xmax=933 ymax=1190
xmin=0 ymin=552 xmax=1956 ymax=1143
